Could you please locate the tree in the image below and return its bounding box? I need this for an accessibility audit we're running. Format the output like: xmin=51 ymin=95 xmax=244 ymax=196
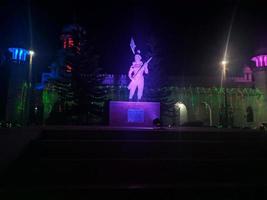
xmin=45 ymin=24 xmax=87 ymax=124
xmin=72 ymin=37 xmax=106 ymax=124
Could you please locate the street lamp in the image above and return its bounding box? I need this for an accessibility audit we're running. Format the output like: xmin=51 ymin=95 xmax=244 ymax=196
xmin=221 ymin=60 xmax=228 ymax=83
xmin=29 ymin=50 xmax=34 ymax=83
xmin=29 ymin=50 xmax=35 ymax=56
xmin=26 ymin=49 xmax=34 ymax=125
xmin=221 ymin=60 xmax=229 ymax=128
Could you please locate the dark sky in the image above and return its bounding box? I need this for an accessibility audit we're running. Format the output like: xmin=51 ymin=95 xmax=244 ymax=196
xmin=1 ymin=0 xmax=267 ymax=79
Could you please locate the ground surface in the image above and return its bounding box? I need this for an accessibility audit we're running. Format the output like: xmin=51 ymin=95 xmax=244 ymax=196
xmin=0 ymin=126 xmax=267 ymax=199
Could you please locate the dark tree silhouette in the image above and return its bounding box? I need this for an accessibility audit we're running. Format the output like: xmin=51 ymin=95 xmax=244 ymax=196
xmin=46 ymin=24 xmax=106 ymax=125
xmin=143 ymin=35 xmax=174 ymax=125
xmin=144 ymin=35 xmax=165 ymax=102
xmin=72 ymin=39 xmax=105 ymax=124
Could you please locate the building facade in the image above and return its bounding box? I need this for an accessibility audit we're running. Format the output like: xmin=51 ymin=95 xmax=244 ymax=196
xmin=98 ymin=67 xmax=264 ymax=128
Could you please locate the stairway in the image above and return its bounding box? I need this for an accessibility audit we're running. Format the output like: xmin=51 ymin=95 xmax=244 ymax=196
xmin=1 ymin=127 xmax=267 ymax=198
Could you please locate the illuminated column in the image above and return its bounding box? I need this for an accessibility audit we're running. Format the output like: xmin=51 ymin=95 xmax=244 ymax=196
xmin=251 ymin=55 xmax=267 ymax=68
xmin=251 ymin=57 xmax=259 ymax=67
xmin=8 ymin=48 xmax=29 ymax=63
xmin=259 ymin=56 xmax=263 ymax=67
xmin=264 ymin=56 xmax=267 ymax=66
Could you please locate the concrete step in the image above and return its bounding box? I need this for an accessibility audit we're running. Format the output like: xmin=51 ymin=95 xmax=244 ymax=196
xmin=2 ymin=128 xmax=267 ymax=196
xmin=21 ymin=139 xmax=267 ymax=160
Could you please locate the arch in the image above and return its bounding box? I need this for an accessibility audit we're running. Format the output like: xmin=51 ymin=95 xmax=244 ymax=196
xmin=201 ymin=102 xmax=212 ymax=126
xmin=174 ymin=102 xmax=188 ymax=125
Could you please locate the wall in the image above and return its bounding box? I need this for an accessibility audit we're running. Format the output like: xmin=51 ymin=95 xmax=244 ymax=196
xmin=161 ymin=87 xmax=265 ymax=128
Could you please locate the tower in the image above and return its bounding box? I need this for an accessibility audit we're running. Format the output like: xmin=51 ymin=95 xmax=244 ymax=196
xmin=5 ymin=48 xmax=31 ymax=124
xmin=251 ymin=49 xmax=267 ymax=96
xmin=55 ymin=24 xmax=86 ymax=110
xmin=60 ymin=24 xmax=86 ymax=76
xmin=39 ymin=24 xmax=87 ymax=123
xmin=251 ymin=48 xmax=267 ymax=122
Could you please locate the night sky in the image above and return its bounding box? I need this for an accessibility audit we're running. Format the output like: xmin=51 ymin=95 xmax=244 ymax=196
xmin=1 ymin=0 xmax=267 ymax=80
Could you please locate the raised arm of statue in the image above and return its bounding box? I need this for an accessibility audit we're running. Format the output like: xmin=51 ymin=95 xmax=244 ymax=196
xmin=144 ymin=57 xmax=152 ymax=74
xmin=144 ymin=63 xmax=148 ymax=74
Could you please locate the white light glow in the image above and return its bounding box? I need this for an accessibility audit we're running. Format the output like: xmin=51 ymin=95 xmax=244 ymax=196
xmin=221 ymin=60 xmax=228 ymax=65
xmin=29 ymin=50 xmax=35 ymax=56
xmin=175 ymin=102 xmax=188 ymax=125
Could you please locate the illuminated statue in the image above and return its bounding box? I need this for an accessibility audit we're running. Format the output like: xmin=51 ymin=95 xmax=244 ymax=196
xmin=128 ymin=49 xmax=152 ymax=101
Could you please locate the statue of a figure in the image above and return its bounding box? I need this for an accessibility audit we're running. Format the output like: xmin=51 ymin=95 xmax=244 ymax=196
xmin=128 ymin=50 xmax=152 ymax=101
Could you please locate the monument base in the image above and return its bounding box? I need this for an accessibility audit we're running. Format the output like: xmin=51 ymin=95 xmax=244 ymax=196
xmin=109 ymin=101 xmax=160 ymax=127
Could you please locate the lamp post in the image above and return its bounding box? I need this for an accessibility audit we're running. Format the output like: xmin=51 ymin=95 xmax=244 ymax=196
xmin=221 ymin=60 xmax=228 ymax=128
xmin=29 ymin=50 xmax=34 ymax=82
xmin=26 ymin=50 xmax=34 ymax=125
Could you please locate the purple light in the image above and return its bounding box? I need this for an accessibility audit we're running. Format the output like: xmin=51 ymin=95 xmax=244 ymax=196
xmin=259 ymin=56 xmax=263 ymax=66
xmin=109 ymin=101 xmax=160 ymax=127
xmin=251 ymin=55 xmax=267 ymax=67
xmin=102 ymin=74 xmax=114 ymax=85
xmin=128 ymin=55 xmax=151 ymax=100
xmin=130 ymin=37 xmax=136 ymax=54
xmin=119 ymin=74 xmax=127 ymax=86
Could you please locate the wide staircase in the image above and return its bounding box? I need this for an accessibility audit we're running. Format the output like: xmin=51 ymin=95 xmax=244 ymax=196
xmin=1 ymin=127 xmax=267 ymax=199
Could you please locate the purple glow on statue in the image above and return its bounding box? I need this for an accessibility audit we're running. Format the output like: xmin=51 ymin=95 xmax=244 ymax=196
xmin=127 ymin=51 xmax=152 ymax=100
xmin=130 ymin=37 xmax=136 ymax=54
xmin=251 ymin=55 xmax=267 ymax=67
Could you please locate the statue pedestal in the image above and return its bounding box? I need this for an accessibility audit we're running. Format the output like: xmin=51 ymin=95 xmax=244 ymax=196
xmin=109 ymin=101 xmax=160 ymax=127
